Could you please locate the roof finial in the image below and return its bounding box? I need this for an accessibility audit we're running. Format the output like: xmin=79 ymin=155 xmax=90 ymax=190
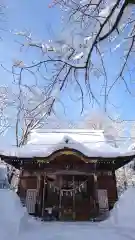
xmin=65 ymin=138 xmax=69 ymax=144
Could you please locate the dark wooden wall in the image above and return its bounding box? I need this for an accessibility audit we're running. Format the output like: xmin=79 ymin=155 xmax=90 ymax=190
xmin=18 ymin=169 xmax=118 ymax=220
xmin=97 ymin=173 xmax=117 ymax=209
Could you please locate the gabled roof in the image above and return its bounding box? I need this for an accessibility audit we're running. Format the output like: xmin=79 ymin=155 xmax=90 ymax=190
xmin=0 ymin=129 xmax=134 ymax=159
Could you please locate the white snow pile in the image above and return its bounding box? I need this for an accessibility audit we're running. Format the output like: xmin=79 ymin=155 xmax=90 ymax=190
xmin=0 ymin=188 xmax=46 ymax=240
xmin=102 ymin=187 xmax=135 ymax=229
xmin=0 ymin=189 xmax=28 ymax=240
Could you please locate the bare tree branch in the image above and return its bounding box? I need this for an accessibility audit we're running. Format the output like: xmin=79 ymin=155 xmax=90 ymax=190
xmin=10 ymin=0 xmax=135 ymax=116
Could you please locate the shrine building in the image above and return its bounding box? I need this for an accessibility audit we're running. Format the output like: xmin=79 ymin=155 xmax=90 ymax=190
xmin=0 ymin=129 xmax=135 ymax=221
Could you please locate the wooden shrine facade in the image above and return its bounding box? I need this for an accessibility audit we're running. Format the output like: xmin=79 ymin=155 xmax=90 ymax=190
xmin=1 ymin=148 xmax=134 ymax=221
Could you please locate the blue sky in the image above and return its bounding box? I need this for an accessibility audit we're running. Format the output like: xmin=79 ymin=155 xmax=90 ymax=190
xmin=0 ymin=0 xmax=135 ymax=144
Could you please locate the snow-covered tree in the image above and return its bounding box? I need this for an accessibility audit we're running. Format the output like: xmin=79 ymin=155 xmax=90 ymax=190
xmin=0 ymin=81 xmax=74 ymax=147
xmin=0 ymin=86 xmax=15 ymax=136
xmin=115 ymin=122 xmax=135 ymax=196
xmin=115 ymin=121 xmax=135 ymax=196
xmin=78 ymin=110 xmax=126 ymax=146
xmin=12 ymin=83 xmax=61 ymax=146
xmin=116 ymin=161 xmax=135 ymax=197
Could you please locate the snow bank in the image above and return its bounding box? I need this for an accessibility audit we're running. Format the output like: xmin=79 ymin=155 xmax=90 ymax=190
xmin=102 ymin=187 xmax=135 ymax=230
xmin=0 ymin=189 xmax=28 ymax=240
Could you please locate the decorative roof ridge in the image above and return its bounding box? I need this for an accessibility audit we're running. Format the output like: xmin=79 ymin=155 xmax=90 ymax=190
xmin=30 ymin=129 xmax=104 ymax=134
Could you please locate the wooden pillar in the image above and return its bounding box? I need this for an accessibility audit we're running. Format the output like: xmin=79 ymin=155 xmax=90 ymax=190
xmin=36 ymin=174 xmax=41 ymax=217
xmin=17 ymin=168 xmax=24 ymax=197
xmin=93 ymin=163 xmax=99 ymax=215
xmin=94 ymin=174 xmax=98 ymax=204
xmin=42 ymin=173 xmax=46 ymax=217
xmin=59 ymin=176 xmax=62 ymax=219
xmin=72 ymin=175 xmax=76 ymax=220
xmin=112 ymin=170 xmax=118 ymax=202
xmin=39 ymin=175 xmax=44 ymax=217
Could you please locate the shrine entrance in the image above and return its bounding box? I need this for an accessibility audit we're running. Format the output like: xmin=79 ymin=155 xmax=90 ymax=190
xmin=60 ymin=174 xmax=95 ymax=221
xmin=42 ymin=173 xmax=96 ymax=221
xmin=39 ymin=152 xmax=97 ymax=221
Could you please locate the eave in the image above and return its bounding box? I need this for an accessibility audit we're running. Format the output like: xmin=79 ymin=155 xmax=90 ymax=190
xmin=0 ymin=147 xmax=134 ymax=171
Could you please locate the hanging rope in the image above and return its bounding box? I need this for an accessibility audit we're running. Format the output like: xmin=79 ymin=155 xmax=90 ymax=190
xmin=49 ymin=179 xmax=88 ymax=196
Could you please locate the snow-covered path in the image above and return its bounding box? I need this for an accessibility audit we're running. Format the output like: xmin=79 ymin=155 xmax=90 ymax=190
xmin=1 ymin=188 xmax=135 ymax=240
xmin=18 ymin=221 xmax=130 ymax=240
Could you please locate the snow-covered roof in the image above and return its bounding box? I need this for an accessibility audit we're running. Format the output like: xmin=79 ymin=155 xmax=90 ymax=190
xmin=27 ymin=129 xmax=106 ymax=145
xmin=128 ymin=143 xmax=135 ymax=151
xmin=0 ymin=129 xmax=135 ymax=159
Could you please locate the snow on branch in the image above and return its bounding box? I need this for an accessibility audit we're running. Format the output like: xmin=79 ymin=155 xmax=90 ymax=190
xmin=79 ymin=110 xmax=126 ymax=146
xmin=11 ymin=0 xmax=135 ymax=113
xmin=13 ymin=78 xmax=62 ymax=146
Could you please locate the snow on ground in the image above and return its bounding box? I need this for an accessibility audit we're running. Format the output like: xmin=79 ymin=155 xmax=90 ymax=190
xmin=1 ymin=187 xmax=135 ymax=240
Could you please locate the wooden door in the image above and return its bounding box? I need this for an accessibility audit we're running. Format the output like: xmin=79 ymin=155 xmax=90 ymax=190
xmin=60 ymin=175 xmax=74 ymax=220
xmin=60 ymin=175 xmax=93 ymax=221
xmin=26 ymin=189 xmax=37 ymax=214
xmin=74 ymin=175 xmax=91 ymax=221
